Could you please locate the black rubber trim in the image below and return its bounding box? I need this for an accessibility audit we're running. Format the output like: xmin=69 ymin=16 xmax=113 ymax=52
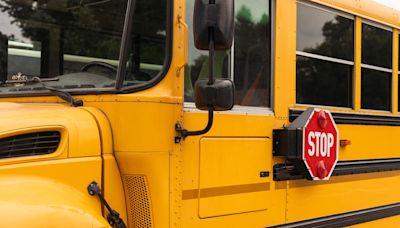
xmin=268 ymin=202 xmax=400 ymax=228
xmin=273 ymin=158 xmax=400 ymax=181
xmin=290 ymin=109 xmax=400 ymax=126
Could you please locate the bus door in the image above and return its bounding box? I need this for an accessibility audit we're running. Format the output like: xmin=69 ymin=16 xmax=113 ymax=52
xmin=180 ymin=0 xmax=286 ymax=227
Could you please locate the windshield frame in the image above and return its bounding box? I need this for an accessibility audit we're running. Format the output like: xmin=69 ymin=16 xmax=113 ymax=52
xmin=0 ymin=0 xmax=173 ymax=98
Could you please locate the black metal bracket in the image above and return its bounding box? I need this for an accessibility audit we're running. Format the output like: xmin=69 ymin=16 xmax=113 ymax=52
xmin=174 ymin=106 xmax=214 ymax=143
xmin=273 ymin=159 xmax=400 ymax=181
xmin=87 ymin=181 xmax=127 ymax=228
xmin=175 ymin=123 xmax=188 ymax=143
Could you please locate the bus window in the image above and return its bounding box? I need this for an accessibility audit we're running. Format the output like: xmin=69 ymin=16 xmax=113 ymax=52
xmin=122 ymin=0 xmax=167 ymax=86
xmin=361 ymin=22 xmax=392 ymax=111
xmin=296 ymin=2 xmax=354 ymax=108
xmin=185 ymin=0 xmax=271 ymax=108
xmin=0 ymin=0 xmax=128 ymax=91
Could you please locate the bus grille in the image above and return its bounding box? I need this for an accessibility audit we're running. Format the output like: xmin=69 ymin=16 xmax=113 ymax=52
xmin=123 ymin=175 xmax=153 ymax=228
xmin=0 ymin=131 xmax=61 ymax=158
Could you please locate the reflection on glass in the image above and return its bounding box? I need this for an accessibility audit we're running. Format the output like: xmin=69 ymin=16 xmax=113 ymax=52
xmin=0 ymin=0 xmax=167 ymax=93
xmin=362 ymin=23 xmax=392 ymax=69
xmin=296 ymin=56 xmax=353 ymax=107
xmin=0 ymin=0 xmax=127 ymax=90
xmin=361 ymin=68 xmax=391 ymax=111
xmin=123 ymin=0 xmax=167 ymax=85
xmin=234 ymin=1 xmax=270 ymax=107
xmin=184 ymin=0 xmax=271 ymax=107
xmin=297 ymin=3 xmax=354 ymax=61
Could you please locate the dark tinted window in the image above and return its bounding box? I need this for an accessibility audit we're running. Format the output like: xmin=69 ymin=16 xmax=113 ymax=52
xmin=0 ymin=0 xmax=167 ymax=93
xmin=297 ymin=3 xmax=354 ymax=61
xmin=296 ymin=3 xmax=354 ymax=108
xmin=234 ymin=1 xmax=270 ymax=107
xmin=185 ymin=0 xmax=271 ymax=107
xmin=362 ymin=23 xmax=392 ymax=69
xmin=296 ymin=56 xmax=353 ymax=107
xmin=0 ymin=0 xmax=128 ymax=84
xmin=361 ymin=68 xmax=391 ymax=110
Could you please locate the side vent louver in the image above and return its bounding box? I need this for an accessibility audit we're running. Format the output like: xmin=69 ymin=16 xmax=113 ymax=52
xmin=123 ymin=175 xmax=153 ymax=228
xmin=0 ymin=131 xmax=61 ymax=159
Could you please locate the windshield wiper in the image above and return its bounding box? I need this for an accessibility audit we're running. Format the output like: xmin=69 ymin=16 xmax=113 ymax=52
xmin=4 ymin=77 xmax=84 ymax=107
xmin=5 ymin=77 xmax=60 ymax=84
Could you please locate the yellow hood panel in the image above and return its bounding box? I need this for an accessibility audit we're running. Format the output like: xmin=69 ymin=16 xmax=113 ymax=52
xmin=0 ymin=102 xmax=101 ymax=158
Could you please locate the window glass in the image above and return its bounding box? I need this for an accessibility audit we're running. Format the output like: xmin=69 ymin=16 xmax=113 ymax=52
xmin=296 ymin=2 xmax=354 ymax=107
xmin=297 ymin=3 xmax=354 ymax=61
xmin=185 ymin=0 xmax=271 ymax=107
xmin=361 ymin=68 xmax=391 ymax=110
xmin=361 ymin=22 xmax=392 ymax=111
xmin=0 ymin=0 xmax=167 ymax=94
xmin=296 ymin=56 xmax=352 ymax=107
xmin=123 ymin=0 xmax=167 ymax=86
xmin=362 ymin=23 xmax=392 ymax=69
xmin=0 ymin=0 xmax=127 ymax=91
xmin=234 ymin=0 xmax=270 ymax=107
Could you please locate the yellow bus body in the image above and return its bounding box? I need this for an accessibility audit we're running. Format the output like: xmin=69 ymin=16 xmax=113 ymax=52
xmin=0 ymin=0 xmax=400 ymax=227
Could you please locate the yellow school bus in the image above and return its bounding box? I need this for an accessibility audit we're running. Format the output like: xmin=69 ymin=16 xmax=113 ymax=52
xmin=0 ymin=0 xmax=400 ymax=227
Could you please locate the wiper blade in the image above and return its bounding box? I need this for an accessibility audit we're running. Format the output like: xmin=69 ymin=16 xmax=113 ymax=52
xmin=7 ymin=77 xmax=83 ymax=107
xmin=5 ymin=77 xmax=60 ymax=84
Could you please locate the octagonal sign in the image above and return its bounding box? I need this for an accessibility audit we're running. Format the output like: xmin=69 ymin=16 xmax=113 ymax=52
xmin=301 ymin=108 xmax=339 ymax=180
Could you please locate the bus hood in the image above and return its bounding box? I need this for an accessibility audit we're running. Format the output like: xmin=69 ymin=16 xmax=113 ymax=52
xmin=0 ymin=102 xmax=102 ymax=158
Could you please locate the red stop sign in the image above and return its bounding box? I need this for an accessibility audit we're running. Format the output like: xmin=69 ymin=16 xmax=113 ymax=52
xmin=303 ymin=109 xmax=339 ymax=180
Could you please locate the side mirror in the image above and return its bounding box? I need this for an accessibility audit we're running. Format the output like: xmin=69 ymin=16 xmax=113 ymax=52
xmin=194 ymin=79 xmax=234 ymax=111
xmin=175 ymin=0 xmax=235 ymax=142
xmin=193 ymin=0 xmax=234 ymax=50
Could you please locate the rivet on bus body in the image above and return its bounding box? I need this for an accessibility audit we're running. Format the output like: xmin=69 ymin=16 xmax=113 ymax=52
xmin=317 ymin=110 xmax=327 ymax=129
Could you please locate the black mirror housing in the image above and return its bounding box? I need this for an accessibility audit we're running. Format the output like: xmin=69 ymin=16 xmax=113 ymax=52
xmin=193 ymin=0 xmax=234 ymax=50
xmin=194 ymin=79 xmax=234 ymax=111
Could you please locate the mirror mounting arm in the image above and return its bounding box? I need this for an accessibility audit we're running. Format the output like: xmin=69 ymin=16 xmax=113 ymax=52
xmin=175 ymin=26 xmax=217 ymax=144
xmin=175 ymin=106 xmax=214 ymax=143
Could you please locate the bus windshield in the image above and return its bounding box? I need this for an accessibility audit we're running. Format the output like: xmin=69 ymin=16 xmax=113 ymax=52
xmin=0 ymin=0 xmax=167 ymax=93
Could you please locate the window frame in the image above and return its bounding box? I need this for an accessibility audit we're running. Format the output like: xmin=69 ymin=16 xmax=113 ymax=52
xmin=360 ymin=19 xmax=393 ymax=112
xmin=295 ymin=1 xmax=355 ymax=109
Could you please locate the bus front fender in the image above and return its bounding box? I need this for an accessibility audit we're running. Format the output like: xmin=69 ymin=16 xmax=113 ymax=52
xmin=0 ymin=175 xmax=110 ymax=228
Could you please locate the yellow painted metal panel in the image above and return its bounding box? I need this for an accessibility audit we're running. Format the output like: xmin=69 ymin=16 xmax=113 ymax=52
xmin=287 ymin=171 xmax=400 ymax=223
xmin=116 ymin=151 xmax=170 ymax=228
xmin=181 ymin=110 xmax=285 ymax=226
xmin=393 ymin=30 xmax=399 ymax=114
xmin=102 ymin=154 xmax=127 ymax=224
xmin=337 ymin=124 xmax=400 ymax=160
xmin=0 ymin=102 xmax=101 ymax=158
xmin=82 ymin=107 xmax=114 ymax=154
xmin=110 ymin=102 xmax=175 ymax=152
xmin=0 ymin=176 xmax=108 ymax=227
xmin=198 ymin=138 xmax=271 ymax=218
xmin=274 ymin=0 xmax=297 ymax=126
xmin=0 ymin=157 xmax=105 ymax=226
xmin=354 ymin=16 xmax=362 ymax=111
xmin=199 ymin=138 xmax=271 ymax=188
